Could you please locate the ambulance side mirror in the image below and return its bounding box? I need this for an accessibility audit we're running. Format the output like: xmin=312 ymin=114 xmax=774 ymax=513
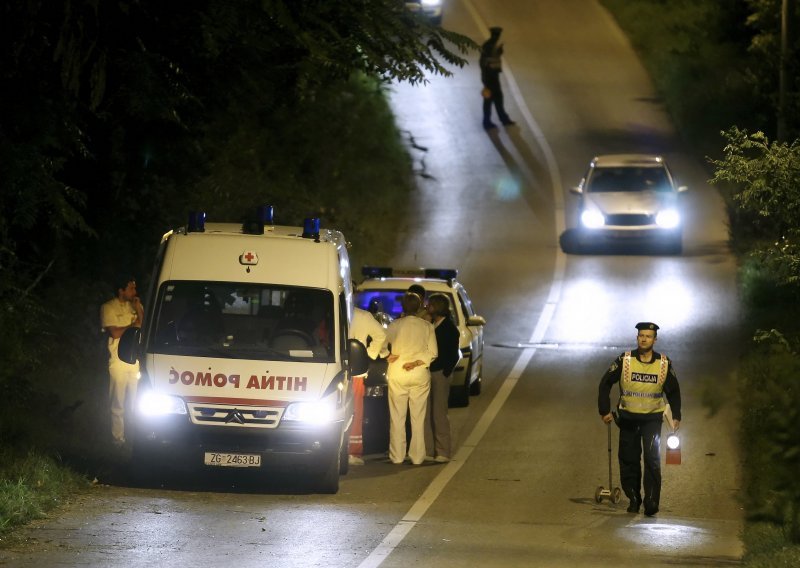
xmin=118 ymin=327 xmax=142 ymax=365
xmin=348 ymin=338 xmax=370 ymax=377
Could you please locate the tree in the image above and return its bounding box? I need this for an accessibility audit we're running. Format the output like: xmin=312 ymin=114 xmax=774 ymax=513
xmin=709 ymin=127 xmax=800 ymax=286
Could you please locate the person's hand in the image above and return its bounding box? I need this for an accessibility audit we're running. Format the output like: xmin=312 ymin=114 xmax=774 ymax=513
xmin=672 ymin=419 xmax=680 ymax=432
xmin=601 ymin=413 xmax=613 ymax=424
xmin=387 ymin=354 xmax=399 ymax=363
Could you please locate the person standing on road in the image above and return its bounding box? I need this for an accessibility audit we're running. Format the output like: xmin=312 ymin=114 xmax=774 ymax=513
xmin=480 ymin=26 xmax=515 ymax=129
xmin=100 ymin=277 xmax=144 ymax=446
xmin=386 ymin=292 xmax=437 ymax=465
xmin=424 ymin=293 xmax=461 ymax=463
xmin=348 ymin=306 xmax=388 ymax=466
xmin=597 ymin=322 xmax=682 ymax=516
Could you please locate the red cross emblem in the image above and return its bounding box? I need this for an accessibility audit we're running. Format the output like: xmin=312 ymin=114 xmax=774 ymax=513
xmin=239 ymin=251 xmax=258 ymax=265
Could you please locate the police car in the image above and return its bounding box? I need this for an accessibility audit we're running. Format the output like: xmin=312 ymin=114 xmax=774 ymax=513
xmin=354 ymin=267 xmax=486 ymax=408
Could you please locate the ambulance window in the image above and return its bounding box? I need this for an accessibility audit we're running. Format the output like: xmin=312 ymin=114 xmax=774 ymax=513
xmin=150 ymin=281 xmax=334 ymax=362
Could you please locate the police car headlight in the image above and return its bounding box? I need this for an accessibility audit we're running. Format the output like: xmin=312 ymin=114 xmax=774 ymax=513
xmin=138 ymin=391 xmax=187 ymax=416
xmin=655 ymin=209 xmax=680 ymax=229
xmin=421 ymin=0 xmax=441 ymax=7
xmin=581 ymin=210 xmax=605 ymax=229
xmin=283 ymin=399 xmax=336 ymax=424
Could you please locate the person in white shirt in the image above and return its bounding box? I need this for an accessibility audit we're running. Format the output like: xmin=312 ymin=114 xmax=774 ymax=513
xmin=348 ymin=307 xmax=388 ymax=465
xmin=385 ymin=292 xmax=437 ymax=465
xmin=100 ymin=277 xmax=144 ymax=446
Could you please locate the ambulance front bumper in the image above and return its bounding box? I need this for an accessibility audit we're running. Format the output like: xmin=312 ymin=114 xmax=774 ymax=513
xmin=132 ymin=413 xmax=343 ymax=471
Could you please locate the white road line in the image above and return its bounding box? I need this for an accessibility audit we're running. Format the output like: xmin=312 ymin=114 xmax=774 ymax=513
xmin=357 ymin=3 xmax=567 ymax=566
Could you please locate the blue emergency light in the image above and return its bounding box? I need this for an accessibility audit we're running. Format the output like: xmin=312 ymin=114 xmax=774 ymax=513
xmin=257 ymin=205 xmax=274 ymax=225
xmin=361 ymin=266 xmax=458 ymax=280
xmin=187 ymin=211 xmax=206 ymax=233
xmin=302 ymin=217 xmax=320 ymax=239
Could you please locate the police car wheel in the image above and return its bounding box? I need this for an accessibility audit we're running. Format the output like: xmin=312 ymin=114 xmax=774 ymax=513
xmin=469 ymin=361 xmax=482 ymax=396
xmin=449 ymin=362 xmax=472 ymax=408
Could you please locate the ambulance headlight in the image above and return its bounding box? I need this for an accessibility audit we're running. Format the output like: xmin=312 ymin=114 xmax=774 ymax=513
xmin=283 ymin=400 xmax=336 ymax=424
xmin=656 ymin=209 xmax=680 ymax=229
xmin=666 ymin=433 xmax=680 ymax=450
xmin=138 ymin=391 xmax=187 ymax=416
xmin=580 ymin=209 xmax=605 ymax=229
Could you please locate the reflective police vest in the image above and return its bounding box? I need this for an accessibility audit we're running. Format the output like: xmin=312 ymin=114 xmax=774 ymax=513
xmin=619 ymin=351 xmax=668 ymax=415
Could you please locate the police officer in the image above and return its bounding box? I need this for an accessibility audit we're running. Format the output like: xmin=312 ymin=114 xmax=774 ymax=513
xmin=598 ymin=322 xmax=681 ymax=516
xmin=480 ymin=26 xmax=514 ymax=129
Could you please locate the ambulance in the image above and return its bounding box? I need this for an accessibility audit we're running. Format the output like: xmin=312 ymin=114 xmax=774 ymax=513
xmin=118 ymin=207 xmax=369 ymax=493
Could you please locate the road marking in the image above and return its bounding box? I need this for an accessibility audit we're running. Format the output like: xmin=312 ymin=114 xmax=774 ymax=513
xmin=357 ymin=4 xmax=567 ymax=566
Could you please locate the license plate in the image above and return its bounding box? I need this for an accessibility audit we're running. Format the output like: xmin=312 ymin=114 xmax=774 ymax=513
xmin=204 ymin=452 xmax=262 ymax=468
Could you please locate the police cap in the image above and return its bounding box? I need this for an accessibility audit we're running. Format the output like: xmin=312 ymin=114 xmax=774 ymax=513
xmin=635 ymin=322 xmax=660 ymax=332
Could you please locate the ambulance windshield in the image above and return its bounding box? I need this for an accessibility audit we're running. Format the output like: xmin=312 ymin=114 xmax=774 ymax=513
xmin=150 ymin=281 xmax=335 ymax=362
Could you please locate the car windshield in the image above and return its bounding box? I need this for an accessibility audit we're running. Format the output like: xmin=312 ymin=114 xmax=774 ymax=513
xmin=354 ymin=288 xmax=460 ymax=325
xmin=149 ymin=281 xmax=334 ymax=362
xmin=588 ymin=166 xmax=672 ymax=193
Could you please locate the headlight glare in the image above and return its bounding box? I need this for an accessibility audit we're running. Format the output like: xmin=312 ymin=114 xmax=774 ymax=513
xmin=283 ymin=399 xmax=335 ymax=424
xmin=138 ymin=391 xmax=187 ymax=416
xmin=656 ymin=209 xmax=680 ymax=229
xmin=581 ymin=210 xmax=605 ymax=229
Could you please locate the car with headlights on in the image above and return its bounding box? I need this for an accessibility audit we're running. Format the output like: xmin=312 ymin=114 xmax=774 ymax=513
xmin=569 ymin=154 xmax=688 ymax=254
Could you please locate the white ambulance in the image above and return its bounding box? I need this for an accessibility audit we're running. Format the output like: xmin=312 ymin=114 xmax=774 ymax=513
xmin=118 ymin=208 xmax=369 ymax=493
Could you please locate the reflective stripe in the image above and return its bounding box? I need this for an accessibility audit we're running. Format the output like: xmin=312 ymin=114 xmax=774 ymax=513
xmin=619 ymin=351 xmax=668 ymax=414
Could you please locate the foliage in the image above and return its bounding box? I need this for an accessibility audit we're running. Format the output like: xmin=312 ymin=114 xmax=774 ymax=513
xmin=739 ymin=330 xmax=800 ymax=543
xmin=709 ymin=127 xmax=800 ymax=287
xmin=600 ymin=0 xmax=757 ymax=158
xmin=744 ymin=0 xmax=800 ymax=140
xmin=0 ymin=450 xmax=88 ymax=537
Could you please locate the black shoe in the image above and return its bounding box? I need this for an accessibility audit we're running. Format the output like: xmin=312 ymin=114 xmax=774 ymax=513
xmin=483 ymin=122 xmax=497 ymax=129
xmin=626 ymin=498 xmax=641 ymax=513
xmin=643 ymin=499 xmax=658 ymax=516
xmin=501 ymin=120 xmax=516 ymax=126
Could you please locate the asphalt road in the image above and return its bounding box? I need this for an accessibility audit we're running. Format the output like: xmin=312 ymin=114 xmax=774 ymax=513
xmin=0 ymin=1 xmax=743 ymax=567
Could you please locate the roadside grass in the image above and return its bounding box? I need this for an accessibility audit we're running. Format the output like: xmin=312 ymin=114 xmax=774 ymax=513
xmin=602 ymin=0 xmax=800 ymax=563
xmin=0 ymin=75 xmax=416 ymax=539
xmin=0 ymin=450 xmax=88 ymax=539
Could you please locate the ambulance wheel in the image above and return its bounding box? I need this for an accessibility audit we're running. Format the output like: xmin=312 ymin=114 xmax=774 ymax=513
xmin=594 ymin=486 xmax=604 ymax=503
xmin=612 ymin=487 xmax=622 ymax=504
xmin=317 ymin=451 xmax=340 ymax=494
xmin=339 ymin=428 xmax=350 ymax=476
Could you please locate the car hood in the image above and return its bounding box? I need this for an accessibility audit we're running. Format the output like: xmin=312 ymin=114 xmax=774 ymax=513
xmin=585 ymin=191 xmax=677 ymax=215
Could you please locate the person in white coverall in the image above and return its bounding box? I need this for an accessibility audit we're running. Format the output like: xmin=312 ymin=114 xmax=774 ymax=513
xmin=348 ymin=306 xmax=389 ymax=465
xmin=385 ymin=292 xmax=437 ymax=465
xmin=100 ymin=277 xmax=144 ymax=446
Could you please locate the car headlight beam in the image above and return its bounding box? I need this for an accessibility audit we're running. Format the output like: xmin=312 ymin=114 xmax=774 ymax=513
xmin=138 ymin=391 xmax=187 ymax=416
xmin=283 ymin=399 xmax=336 ymax=424
xmin=656 ymin=209 xmax=681 ymax=229
xmin=581 ymin=210 xmax=605 ymax=229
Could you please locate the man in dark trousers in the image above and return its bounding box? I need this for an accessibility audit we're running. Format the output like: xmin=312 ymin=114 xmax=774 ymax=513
xmin=480 ymin=26 xmax=514 ymax=129
xmin=597 ymin=322 xmax=681 ymax=516
xmin=423 ymin=293 xmax=461 ymax=462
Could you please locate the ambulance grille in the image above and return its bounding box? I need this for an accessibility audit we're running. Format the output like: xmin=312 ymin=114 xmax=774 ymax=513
xmin=187 ymin=403 xmax=283 ymax=429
